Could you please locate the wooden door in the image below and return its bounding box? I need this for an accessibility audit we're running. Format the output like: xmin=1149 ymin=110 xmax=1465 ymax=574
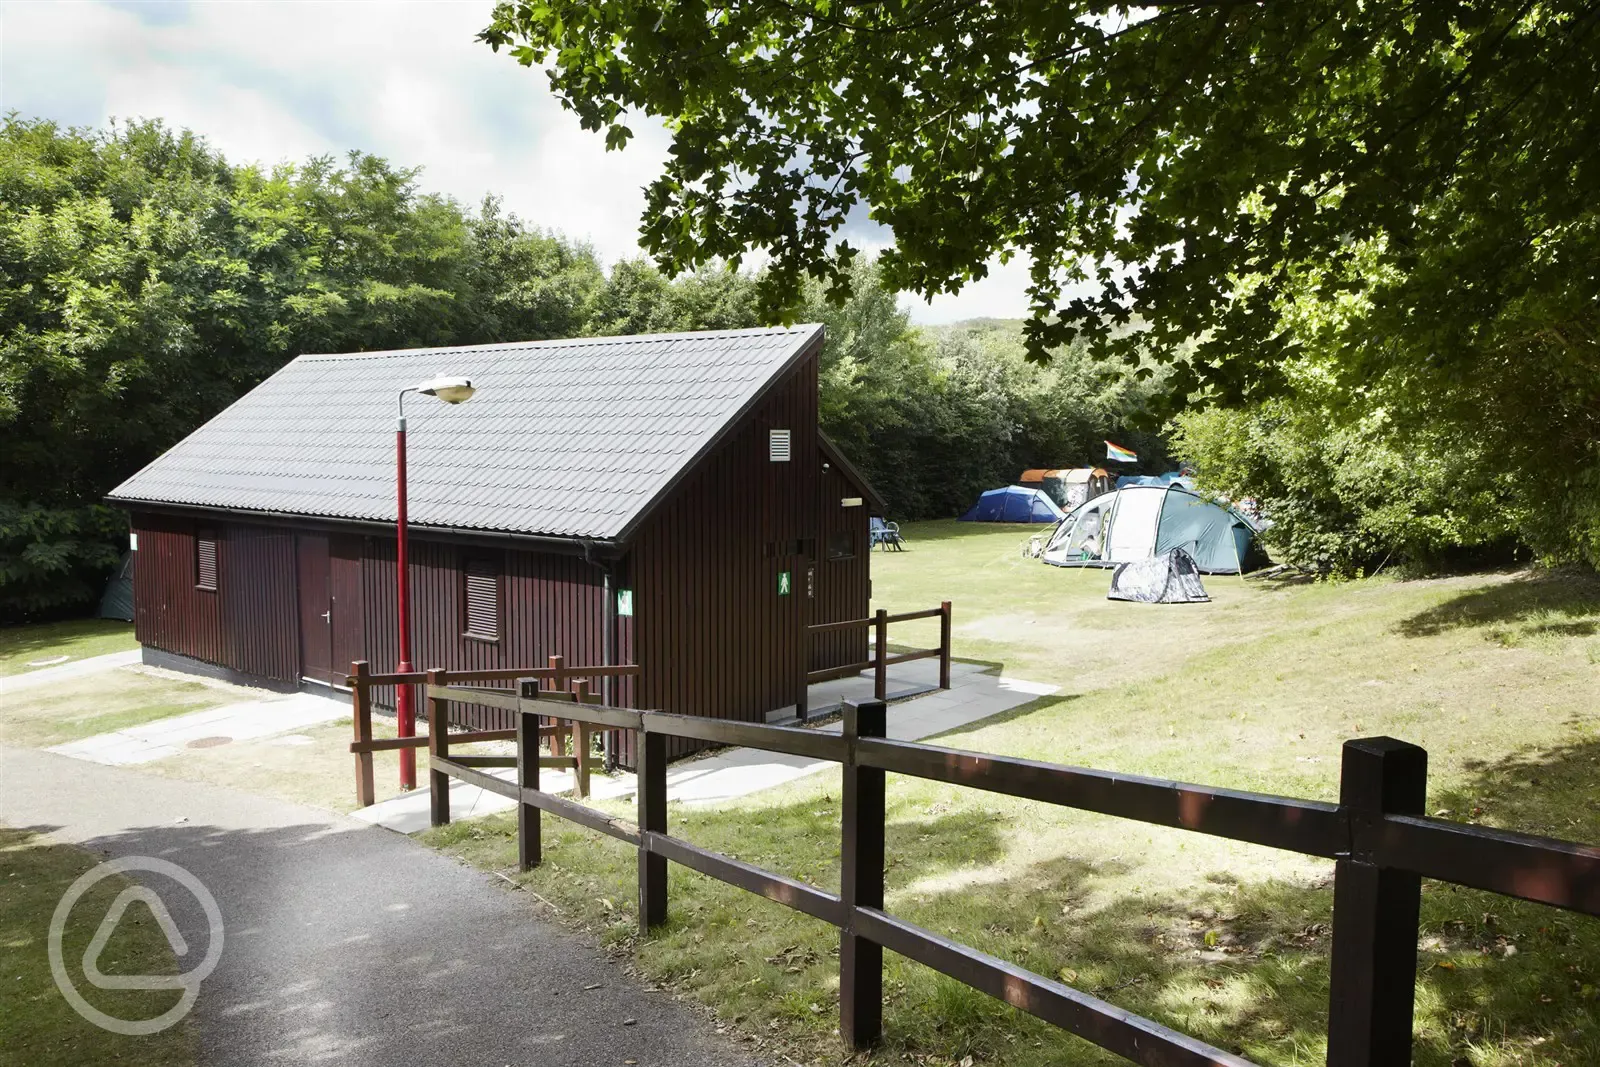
xmin=297 ymin=534 xmax=334 ymax=684
xmin=328 ymin=535 xmax=366 ymax=681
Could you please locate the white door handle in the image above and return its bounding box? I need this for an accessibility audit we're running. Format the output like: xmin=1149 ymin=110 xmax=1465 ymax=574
xmin=322 ymin=611 xmax=331 ymax=622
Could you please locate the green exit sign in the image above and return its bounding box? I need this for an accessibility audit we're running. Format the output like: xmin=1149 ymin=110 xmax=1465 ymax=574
xmin=777 ymin=570 xmax=792 ymax=596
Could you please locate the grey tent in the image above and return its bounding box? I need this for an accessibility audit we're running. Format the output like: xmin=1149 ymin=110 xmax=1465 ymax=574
xmin=1107 ymin=548 xmax=1209 ymax=603
xmin=98 ymin=551 xmax=134 ymax=621
xmin=1041 ymin=484 xmax=1259 ymax=574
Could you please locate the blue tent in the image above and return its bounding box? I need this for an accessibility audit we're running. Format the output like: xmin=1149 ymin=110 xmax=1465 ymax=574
xmin=959 ymin=485 xmax=1066 ymax=524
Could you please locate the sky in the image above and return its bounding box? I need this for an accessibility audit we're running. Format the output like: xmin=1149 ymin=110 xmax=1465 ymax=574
xmin=0 ymin=0 xmax=1032 ymax=325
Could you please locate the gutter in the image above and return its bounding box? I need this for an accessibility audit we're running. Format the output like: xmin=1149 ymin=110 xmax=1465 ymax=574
xmin=108 ymin=498 xmax=627 ymax=558
xmin=579 ymin=539 xmax=621 ymax=770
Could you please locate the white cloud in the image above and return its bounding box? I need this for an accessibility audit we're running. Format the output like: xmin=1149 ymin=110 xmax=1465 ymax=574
xmin=906 ymin=255 xmax=1037 ymax=325
xmin=0 ymin=0 xmax=670 ymax=263
xmin=0 ymin=0 xmax=1031 ymax=320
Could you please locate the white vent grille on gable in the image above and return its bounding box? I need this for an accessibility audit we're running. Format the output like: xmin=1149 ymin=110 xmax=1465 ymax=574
xmin=769 ymin=429 xmax=791 ymax=462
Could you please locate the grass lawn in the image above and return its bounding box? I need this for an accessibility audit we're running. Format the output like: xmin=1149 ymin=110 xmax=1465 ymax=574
xmin=424 ymin=521 xmax=1600 ymax=1067
xmin=0 ymin=671 xmax=229 ymax=749
xmin=0 ymin=826 xmax=197 ymax=1067
xmin=0 ymin=619 xmax=137 ymax=676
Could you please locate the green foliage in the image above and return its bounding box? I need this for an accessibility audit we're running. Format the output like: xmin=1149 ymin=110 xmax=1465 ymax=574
xmin=1171 ymin=403 xmax=1516 ymax=574
xmin=0 ymin=115 xmax=1170 ymax=620
xmin=0 ymin=504 xmax=124 ymax=620
xmin=586 ymin=259 xmax=761 ymax=335
xmin=481 ymin=0 xmax=1600 ymax=566
xmin=804 ymin=259 xmax=1171 ymax=519
xmin=0 ymin=117 xmax=605 ymax=620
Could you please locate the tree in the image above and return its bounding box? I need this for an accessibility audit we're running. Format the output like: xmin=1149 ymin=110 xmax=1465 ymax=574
xmin=482 ymin=1 xmax=1600 ymax=562
xmin=803 ymin=258 xmax=1172 ymax=518
xmin=0 ymin=117 xmax=606 ymax=619
xmin=587 ymin=260 xmax=761 ymax=336
xmin=464 ymin=197 xmax=605 ymax=342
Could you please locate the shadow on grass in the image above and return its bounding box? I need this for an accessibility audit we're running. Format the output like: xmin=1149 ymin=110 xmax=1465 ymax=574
xmin=1395 ymin=568 xmax=1600 ymax=639
xmin=437 ymin=729 xmax=1600 ymax=1067
xmin=1432 ymin=735 xmax=1600 ymax=862
xmin=916 ymin=692 xmax=1079 ymax=743
xmin=0 ymin=618 xmax=133 ymax=666
xmin=885 ymin=829 xmax=1597 ymax=1066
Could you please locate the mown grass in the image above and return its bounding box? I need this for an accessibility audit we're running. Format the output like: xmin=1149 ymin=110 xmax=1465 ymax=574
xmin=0 ymin=619 xmax=136 ymax=676
xmin=0 ymin=670 xmax=228 ymax=749
xmin=0 ymin=826 xmax=197 ymax=1067
xmin=429 ymin=522 xmax=1599 ymax=1065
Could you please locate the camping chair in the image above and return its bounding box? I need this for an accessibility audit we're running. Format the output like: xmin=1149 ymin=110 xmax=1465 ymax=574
xmin=870 ymin=517 xmax=906 ymax=551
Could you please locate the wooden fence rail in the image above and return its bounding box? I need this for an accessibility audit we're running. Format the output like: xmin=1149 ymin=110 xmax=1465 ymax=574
xmin=345 ymin=656 xmax=639 ymax=807
xmin=418 ymin=678 xmax=1599 ymax=1067
xmin=805 ymin=600 xmax=952 ymax=714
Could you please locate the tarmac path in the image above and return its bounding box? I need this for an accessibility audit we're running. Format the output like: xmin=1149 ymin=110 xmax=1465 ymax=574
xmin=0 ymin=744 xmax=759 ymax=1067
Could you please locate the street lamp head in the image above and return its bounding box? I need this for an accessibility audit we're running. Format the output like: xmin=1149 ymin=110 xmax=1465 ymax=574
xmin=414 ymin=376 xmax=475 ymax=404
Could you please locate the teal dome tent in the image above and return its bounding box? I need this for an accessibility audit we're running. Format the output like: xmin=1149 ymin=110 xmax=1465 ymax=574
xmin=1040 ymin=485 xmax=1259 ymax=574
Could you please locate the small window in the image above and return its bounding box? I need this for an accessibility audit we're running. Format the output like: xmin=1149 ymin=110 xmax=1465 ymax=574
xmin=463 ymin=557 xmax=500 ymax=640
xmin=827 ymin=531 xmax=855 ymax=561
xmin=195 ymin=531 xmax=218 ymax=591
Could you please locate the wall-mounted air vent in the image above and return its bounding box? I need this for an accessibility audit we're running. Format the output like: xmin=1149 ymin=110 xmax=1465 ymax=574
xmin=769 ymin=429 xmax=791 ymax=462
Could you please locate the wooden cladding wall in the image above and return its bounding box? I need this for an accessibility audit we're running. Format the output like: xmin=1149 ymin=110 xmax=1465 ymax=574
xmin=360 ymin=538 xmax=616 ymax=725
xmin=131 ymin=512 xmax=299 ymax=684
xmin=811 ymin=462 xmax=871 ymax=672
xmin=627 ymin=350 xmax=821 ymax=762
xmin=222 ymin=525 xmax=299 ymax=683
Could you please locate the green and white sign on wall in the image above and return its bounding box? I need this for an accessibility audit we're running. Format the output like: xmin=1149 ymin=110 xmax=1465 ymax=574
xmin=777 ymin=570 xmax=792 ymax=596
xmin=617 ymin=589 xmax=634 ymax=617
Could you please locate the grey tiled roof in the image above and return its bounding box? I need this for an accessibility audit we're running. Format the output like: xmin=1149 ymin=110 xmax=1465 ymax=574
xmin=108 ymin=326 xmax=824 ymax=542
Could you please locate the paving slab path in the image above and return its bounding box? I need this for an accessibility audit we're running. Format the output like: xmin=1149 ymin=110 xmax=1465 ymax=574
xmin=48 ymin=689 xmax=347 ymax=766
xmin=0 ymin=648 xmax=141 ymax=694
xmin=0 ymin=745 xmax=759 ymax=1067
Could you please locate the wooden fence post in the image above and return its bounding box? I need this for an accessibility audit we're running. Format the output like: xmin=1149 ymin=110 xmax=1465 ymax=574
xmin=939 ymin=600 xmax=952 ymax=691
xmin=873 ymin=608 xmax=889 ymax=701
xmin=637 ymin=718 xmax=668 ymax=932
xmin=547 ymin=654 xmax=567 ymax=757
xmin=426 ymin=668 xmax=450 ymax=827
xmin=516 ymin=679 xmax=542 ymax=871
xmin=350 ymin=660 xmax=375 ymax=808
xmin=571 ymin=679 xmax=592 ymax=800
xmin=1328 ymin=736 xmax=1427 ymax=1067
xmin=841 ymin=699 xmax=887 ymax=1048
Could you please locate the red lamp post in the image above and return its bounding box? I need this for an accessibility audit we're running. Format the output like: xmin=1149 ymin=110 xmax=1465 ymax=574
xmin=395 ymin=376 xmax=475 ymax=791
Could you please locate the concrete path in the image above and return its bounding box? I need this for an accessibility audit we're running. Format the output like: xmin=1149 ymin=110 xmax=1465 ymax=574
xmin=0 ymin=648 xmax=141 ymax=694
xmin=48 ymin=691 xmax=347 ymax=766
xmin=356 ymin=659 xmax=1059 ymax=833
xmin=0 ymin=745 xmax=758 ymax=1067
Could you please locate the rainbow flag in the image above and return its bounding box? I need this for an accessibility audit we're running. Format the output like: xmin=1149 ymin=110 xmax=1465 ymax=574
xmin=1105 ymin=440 xmax=1138 ymax=463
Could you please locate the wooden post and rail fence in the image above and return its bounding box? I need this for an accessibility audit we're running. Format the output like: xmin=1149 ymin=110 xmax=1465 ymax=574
xmin=345 ymin=655 xmax=639 ymax=809
xmin=349 ymin=599 xmax=954 ymax=793
xmin=408 ymin=677 xmax=1598 ymax=1067
xmin=805 ymin=600 xmax=952 ymax=715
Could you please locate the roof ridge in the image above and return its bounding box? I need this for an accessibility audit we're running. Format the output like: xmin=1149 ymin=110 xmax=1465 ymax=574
xmin=296 ymin=324 xmax=821 ymax=363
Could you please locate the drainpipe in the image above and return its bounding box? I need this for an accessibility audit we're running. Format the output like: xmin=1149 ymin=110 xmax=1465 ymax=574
xmin=580 ymin=540 xmax=620 ymax=770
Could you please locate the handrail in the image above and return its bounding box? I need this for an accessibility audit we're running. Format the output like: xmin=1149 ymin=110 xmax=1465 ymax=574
xmin=804 ymin=601 xmax=952 ymax=712
xmin=346 ymin=655 xmax=635 ymax=807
